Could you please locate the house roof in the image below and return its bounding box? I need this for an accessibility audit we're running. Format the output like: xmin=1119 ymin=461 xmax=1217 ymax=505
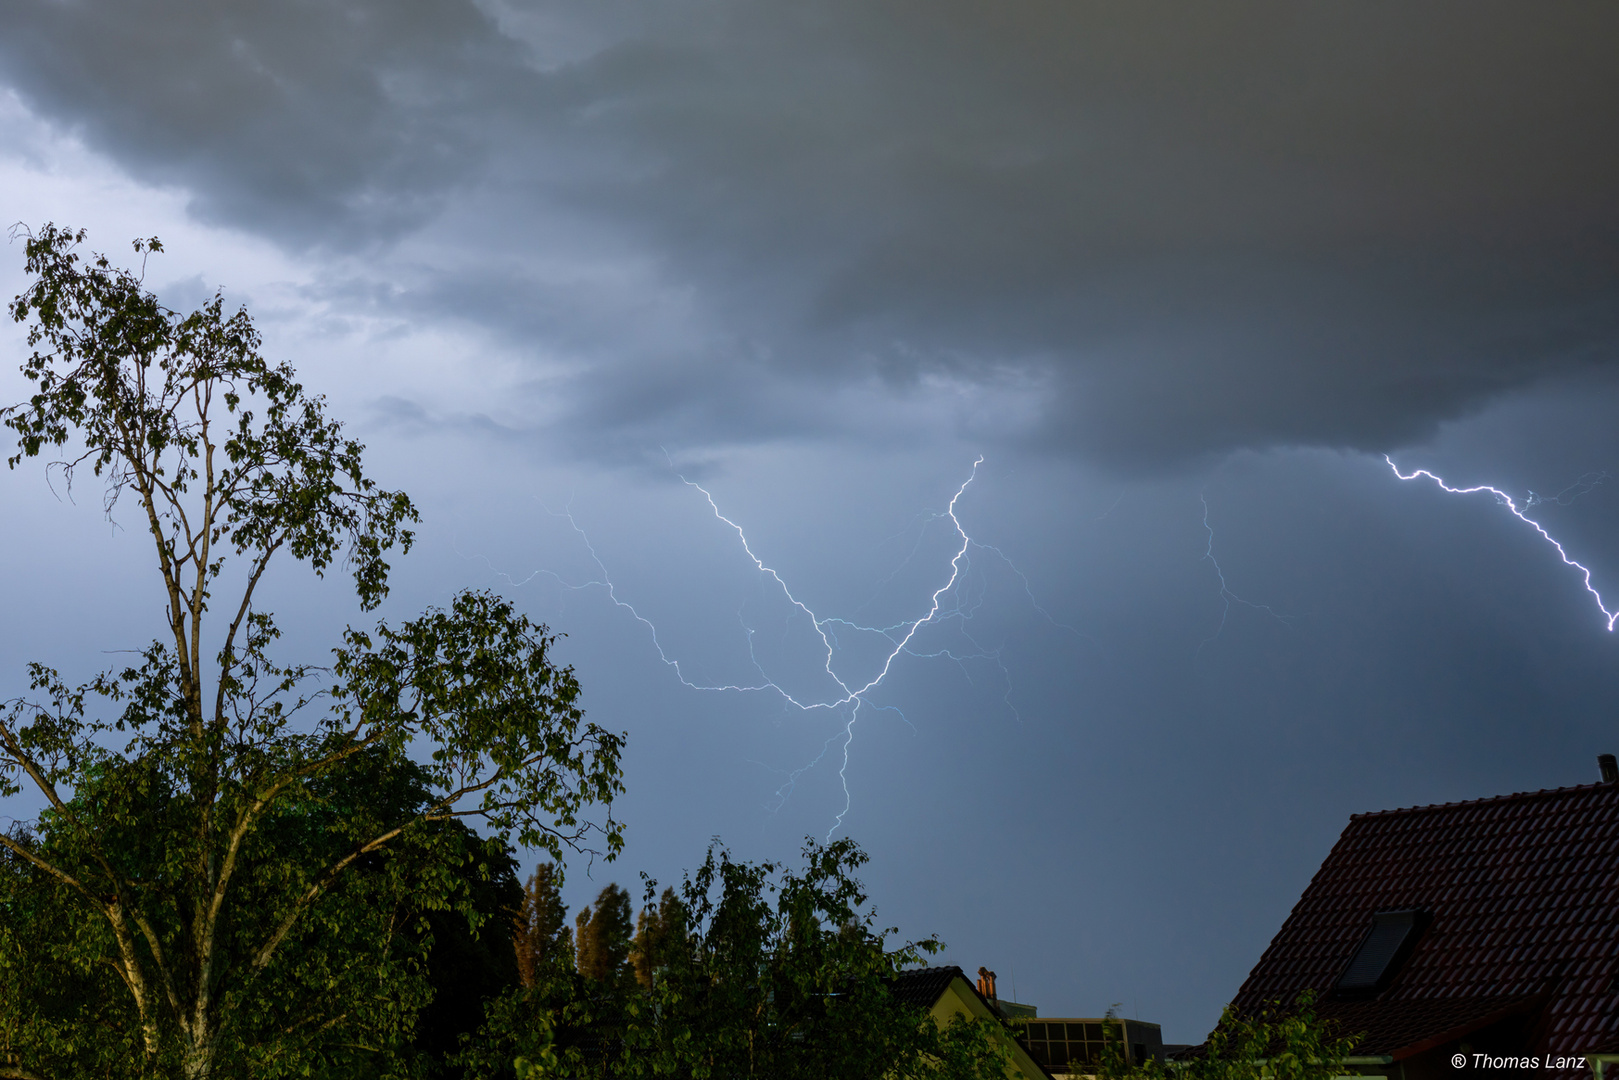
xmin=892 ymin=966 xmax=972 ymax=1011
xmin=891 ymin=966 xmax=1055 ymax=1079
xmin=1232 ymin=777 xmax=1619 ymax=1062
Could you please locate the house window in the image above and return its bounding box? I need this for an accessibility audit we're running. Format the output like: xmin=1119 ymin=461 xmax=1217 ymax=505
xmin=1022 ymin=1021 xmax=1139 ymax=1071
xmin=1335 ymin=909 xmax=1429 ymax=997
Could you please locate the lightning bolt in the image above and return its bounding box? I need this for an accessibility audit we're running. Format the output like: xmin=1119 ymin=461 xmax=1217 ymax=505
xmin=1198 ymin=489 xmax=1293 ymax=655
xmin=676 ymin=460 xmax=987 ymax=838
xmin=1386 ymin=456 xmax=1617 ymax=631
xmin=498 ymin=457 xmax=1071 ymax=838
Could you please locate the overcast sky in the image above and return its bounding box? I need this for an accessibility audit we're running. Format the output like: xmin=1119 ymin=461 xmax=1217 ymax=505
xmin=3 ymin=0 xmax=1618 ymax=1040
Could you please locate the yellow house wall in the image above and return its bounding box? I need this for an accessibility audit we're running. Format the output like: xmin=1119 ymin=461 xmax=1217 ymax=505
xmin=928 ymin=976 xmax=1048 ymax=1080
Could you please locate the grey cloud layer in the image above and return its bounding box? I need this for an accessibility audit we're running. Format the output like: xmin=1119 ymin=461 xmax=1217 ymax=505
xmin=0 ymin=0 xmax=529 ymax=241
xmin=4 ymin=0 xmax=1617 ymax=465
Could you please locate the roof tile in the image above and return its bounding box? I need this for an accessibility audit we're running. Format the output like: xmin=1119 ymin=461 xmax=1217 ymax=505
xmin=1231 ymin=779 xmax=1619 ymax=1077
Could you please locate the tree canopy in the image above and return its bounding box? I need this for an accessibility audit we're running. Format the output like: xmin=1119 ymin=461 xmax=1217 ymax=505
xmin=1087 ymin=992 xmax=1360 ymax=1080
xmin=0 ymin=225 xmax=625 ymax=1080
xmin=514 ymin=863 xmax=575 ymax=988
xmin=574 ymin=884 xmax=634 ymax=985
xmin=469 ymin=838 xmax=1017 ymax=1080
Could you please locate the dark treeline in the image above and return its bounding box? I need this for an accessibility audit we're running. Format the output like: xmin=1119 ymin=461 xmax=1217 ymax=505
xmin=456 ymin=838 xmax=1014 ymax=1080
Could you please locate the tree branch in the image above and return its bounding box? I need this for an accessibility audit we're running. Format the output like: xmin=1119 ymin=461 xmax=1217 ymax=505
xmin=250 ymin=824 xmax=408 ymax=973
xmin=213 ymin=539 xmax=284 ymax=728
xmin=0 ymin=829 xmax=98 ymax=908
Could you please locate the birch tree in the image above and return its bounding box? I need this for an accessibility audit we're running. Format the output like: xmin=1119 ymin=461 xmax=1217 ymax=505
xmin=0 ymin=225 xmax=625 ymax=1080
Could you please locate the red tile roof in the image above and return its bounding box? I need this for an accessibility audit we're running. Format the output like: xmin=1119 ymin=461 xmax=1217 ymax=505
xmin=1231 ymin=779 xmax=1619 ymax=1067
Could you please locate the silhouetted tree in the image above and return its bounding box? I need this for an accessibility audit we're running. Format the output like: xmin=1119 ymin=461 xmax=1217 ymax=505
xmin=632 ymin=886 xmax=688 ymax=989
xmin=514 ymin=863 xmax=574 ymax=987
xmin=462 ymin=839 xmax=1014 ymax=1080
xmin=575 ymin=883 xmax=634 ymax=983
xmin=413 ymin=830 xmax=523 ymax=1077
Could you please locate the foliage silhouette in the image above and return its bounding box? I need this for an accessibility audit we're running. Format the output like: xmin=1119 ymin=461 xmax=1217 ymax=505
xmin=461 ymin=838 xmax=1017 ymax=1080
xmin=1084 ymin=992 xmax=1359 ymax=1080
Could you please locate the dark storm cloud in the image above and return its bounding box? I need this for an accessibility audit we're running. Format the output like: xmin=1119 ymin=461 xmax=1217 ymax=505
xmin=0 ymin=0 xmax=531 ymax=243
xmin=4 ymin=0 xmax=1618 ymax=465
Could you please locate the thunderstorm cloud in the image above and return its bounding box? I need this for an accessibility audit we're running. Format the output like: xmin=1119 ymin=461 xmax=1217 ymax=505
xmin=2 ymin=0 xmax=1615 ymax=467
xmin=6 ymin=1 xmax=1619 ymax=1043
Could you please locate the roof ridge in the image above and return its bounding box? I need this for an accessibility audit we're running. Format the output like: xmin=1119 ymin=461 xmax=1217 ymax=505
xmin=1349 ymin=778 xmax=1617 ymax=820
xmin=1234 ymin=773 xmax=1619 ymax=1065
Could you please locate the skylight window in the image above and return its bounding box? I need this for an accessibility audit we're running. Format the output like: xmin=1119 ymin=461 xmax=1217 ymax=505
xmin=1334 ymin=909 xmax=1428 ymax=997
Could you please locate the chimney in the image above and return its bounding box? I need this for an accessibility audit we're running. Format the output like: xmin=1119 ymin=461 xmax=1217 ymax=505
xmin=1599 ymin=754 xmax=1618 ymax=784
xmin=976 ymin=966 xmax=998 ymax=1001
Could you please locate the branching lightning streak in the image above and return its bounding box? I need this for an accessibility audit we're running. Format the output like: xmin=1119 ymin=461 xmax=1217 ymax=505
xmin=1199 ymin=490 xmax=1293 ymax=654
xmin=502 ymin=457 xmax=1062 ymax=839
xmin=1386 ymin=456 xmax=1618 ymax=631
xmin=1531 ymin=472 xmax=1609 ymax=508
xmin=677 ymin=462 xmax=983 ymax=836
